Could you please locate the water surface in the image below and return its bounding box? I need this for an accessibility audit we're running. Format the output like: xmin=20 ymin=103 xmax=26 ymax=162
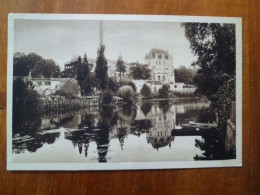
xmin=12 ymin=99 xmax=233 ymax=163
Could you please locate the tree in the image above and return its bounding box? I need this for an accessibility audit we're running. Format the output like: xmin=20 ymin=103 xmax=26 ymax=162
xmin=13 ymin=52 xmax=43 ymax=76
xmin=13 ymin=53 xmax=30 ymax=76
xmin=81 ymin=72 xmax=96 ymax=95
xmin=13 ymin=79 xmax=42 ymax=124
xmin=116 ymin=55 xmax=126 ymax=82
xmin=130 ymin=63 xmax=151 ymax=80
xmin=158 ymin=84 xmax=170 ymax=98
xmin=181 ymin=23 xmax=236 ymax=100
xmin=101 ymin=89 xmax=114 ymax=105
xmin=140 ymin=83 xmax=152 ymax=98
xmin=107 ymin=77 xmax=118 ymax=93
xmin=175 ymin=66 xmax=197 ymax=84
xmin=31 ymin=59 xmax=60 ymax=78
xmin=76 ymin=54 xmax=92 ymax=95
xmin=26 ymin=53 xmax=44 ymax=70
xmin=95 ymin=22 xmax=108 ymax=90
xmin=13 ymin=52 xmax=60 ymax=78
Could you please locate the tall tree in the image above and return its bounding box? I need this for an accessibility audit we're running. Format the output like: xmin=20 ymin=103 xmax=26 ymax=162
xmin=95 ymin=22 xmax=108 ymax=90
xmin=81 ymin=72 xmax=96 ymax=95
xmin=116 ymin=55 xmax=126 ymax=82
xmin=76 ymin=54 xmax=91 ymax=95
xmin=181 ymin=23 xmax=236 ymax=100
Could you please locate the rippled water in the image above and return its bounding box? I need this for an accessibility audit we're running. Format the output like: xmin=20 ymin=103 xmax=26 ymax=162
xmin=12 ymin=99 xmax=234 ymax=163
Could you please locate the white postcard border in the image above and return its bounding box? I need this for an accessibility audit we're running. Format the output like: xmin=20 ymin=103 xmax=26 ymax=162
xmin=7 ymin=14 xmax=242 ymax=171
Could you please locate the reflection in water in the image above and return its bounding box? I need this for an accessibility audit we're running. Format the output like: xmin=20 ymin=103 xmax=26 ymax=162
xmin=12 ymin=99 xmax=235 ymax=162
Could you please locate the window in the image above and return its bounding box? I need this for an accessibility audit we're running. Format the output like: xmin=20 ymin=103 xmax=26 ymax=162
xmin=174 ymin=85 xmax=177 ymax=88
xmin=162 ymin=76 xmax=165 ymax=81
xmin=158 ymin=75 xmax=160 ymax=80
xmin=38 ymin=82 xmax=42 ymax=85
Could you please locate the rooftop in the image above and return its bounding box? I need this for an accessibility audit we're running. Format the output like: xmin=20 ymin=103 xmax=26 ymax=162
xmin=145 ymin=48 xmax=173 ymax=60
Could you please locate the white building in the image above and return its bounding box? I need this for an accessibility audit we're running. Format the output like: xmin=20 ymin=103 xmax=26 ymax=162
xmin=29 ymin=76 xmax=80 ymax=97
xmin=170 ymin=82 xmax=196 ymax=94
xmin=145 ymin=48 xmax=175 ymax=84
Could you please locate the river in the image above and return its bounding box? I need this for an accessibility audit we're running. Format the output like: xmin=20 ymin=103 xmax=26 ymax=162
xmin=12 ymin=99 xmax=235 ymax=163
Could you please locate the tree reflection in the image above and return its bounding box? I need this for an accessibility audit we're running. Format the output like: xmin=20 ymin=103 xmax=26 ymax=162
xmin=96 ymin=121 xmax=110 ymax=162
xmin=194 ymin=133 xmax=227 ymax=160
xmin=158 ymin=100 xmax=170 ymax=113
xmin=141 ymin=102 xmax=152 ymax=116
xmin=13 ymin=132 xmax=60 ymax=154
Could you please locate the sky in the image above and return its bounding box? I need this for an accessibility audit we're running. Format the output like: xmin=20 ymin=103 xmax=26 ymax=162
xmin=14 ymin=19 xmax=197 ymax=70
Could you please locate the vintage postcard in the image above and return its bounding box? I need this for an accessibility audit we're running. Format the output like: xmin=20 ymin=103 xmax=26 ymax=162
xmin=7 ymin=14 xmax=242 ymax=170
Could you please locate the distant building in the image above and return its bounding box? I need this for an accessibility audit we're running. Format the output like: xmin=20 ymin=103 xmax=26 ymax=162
xmin=61 ymin=56 xmax=95 ymax=78
xmin=170 ymin=82 xmax=196 ymax=94
xmin=131 ymin=49 xmax=196 ymax=94
xmin=61 ymin=57 xmax=78 ymax=78
xmin=145 ymin=48 xmax=175 ymax=84
xmin=16 ymin=74 xmax=81 ymax=97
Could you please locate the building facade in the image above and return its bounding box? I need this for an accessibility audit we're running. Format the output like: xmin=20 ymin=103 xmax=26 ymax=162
xmin=145 ymin=48 xmax=175 ymax=84
xmin=28 ymin=77 xmax=80 ymax=97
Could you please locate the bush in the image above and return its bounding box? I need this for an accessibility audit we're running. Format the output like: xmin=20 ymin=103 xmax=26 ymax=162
xmin=119 ymin=81 xmax=137 ymax=92
xmin=117 ymin=85 xmax=135 ymax=103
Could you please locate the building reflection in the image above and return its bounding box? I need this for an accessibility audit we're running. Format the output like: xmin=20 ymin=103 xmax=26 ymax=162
xmin=143 ymin=102 xmax=176 ymax=150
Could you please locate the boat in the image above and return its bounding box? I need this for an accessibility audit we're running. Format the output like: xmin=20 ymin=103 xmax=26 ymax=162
xmin=181 ymin=121 xmax=217 ymax=130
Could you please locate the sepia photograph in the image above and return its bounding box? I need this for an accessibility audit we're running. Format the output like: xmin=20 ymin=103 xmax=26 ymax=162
xmin=7 ymin=14 xmax=242 ymax=170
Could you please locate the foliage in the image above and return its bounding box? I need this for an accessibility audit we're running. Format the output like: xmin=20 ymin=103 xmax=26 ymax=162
xmin=215 ymin=79 xmax=235 ymax=131
xmin=117 ymin=85 xmax=135 ymax=103
xmin=141 ymin=102 xmax=152 ymax=116
xmin=101 ymin=90 xmax=113 ymax=105
xmin=119 ymin=81 xmax=137 ymax=92
xmin=194 ymin=133 xmax=230 ymax=160
xmin=182 ymin=23 xmax=236 ymax=100
xmin=130 ymin=63 xmax=151 ymax=80
xmin=107 ymin=77 xmax=118 ymax=93
xmin=95 ymin=22 xmax=108 ymax=90
xmin=140 ymin=83 xmax=152 ymax=98
xmin=158 ymin=84 xmax=170 ymax=98
xmin=13 ymin=78 xmax=42 ymax=112
xmin=13 ymin=53 xmax=43 ymax=76
xmin=76 ymin=54 xmax=95 ymax=95
xmin=81 ymin=72 xmax=96 ymax=95
xmin=13 ymin=79 xmax=43 ymax=135
xmin=13 ymin=52 xmax=60 ymax=78
xmin=32 ymin=59 xmax=60 ymax=78
xmin=174 ymin=66 xmax=197 ymax=84
xmin=116 ymin=55 xmax=126 ymax=81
